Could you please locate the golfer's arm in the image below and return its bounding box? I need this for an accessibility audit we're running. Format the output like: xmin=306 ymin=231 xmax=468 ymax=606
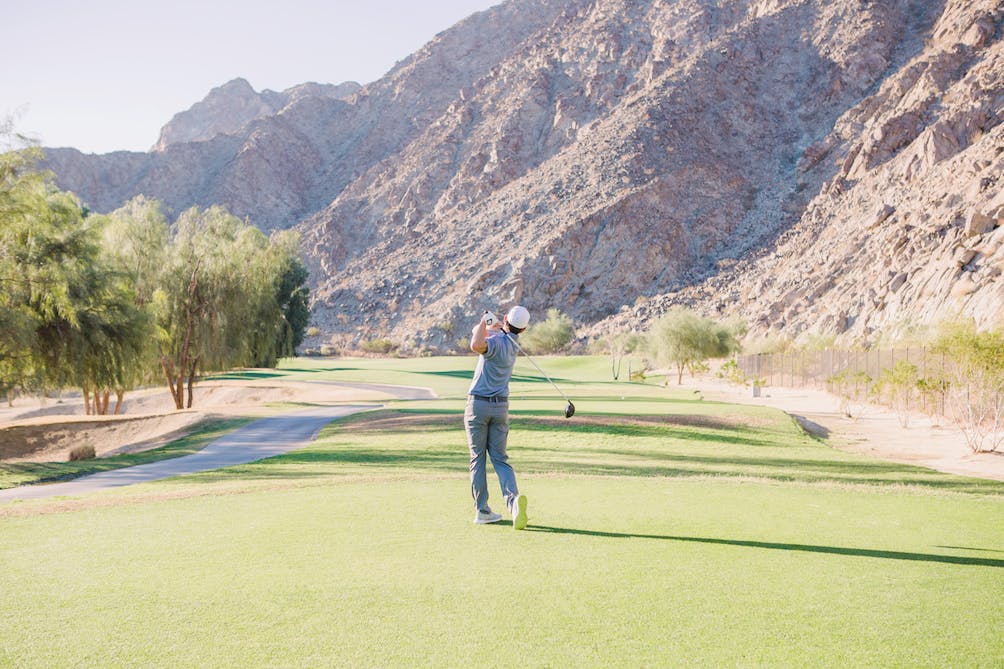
xmin=470 ymin=322 xmax=488 ymax=354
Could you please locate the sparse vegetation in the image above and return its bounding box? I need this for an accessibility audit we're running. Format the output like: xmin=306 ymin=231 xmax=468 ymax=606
xmin=930 ymin=319 xmax=1004 ymax=453
xmin=827 ymin=368 xmax=873 ymax=418
xmin=872 ymin=360 xmax=920 ymax=427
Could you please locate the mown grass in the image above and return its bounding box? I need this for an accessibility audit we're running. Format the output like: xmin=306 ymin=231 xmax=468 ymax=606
xmin=0 ymin=418 xmax=252 ymax=490
xmin=1 ymin=356 xmax=1003 ymax=667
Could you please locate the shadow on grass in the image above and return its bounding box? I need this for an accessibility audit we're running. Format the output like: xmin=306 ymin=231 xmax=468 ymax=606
xmin=177 ymin=445 xmax=1004 ymax=495
xmin=544 ymin=445 xmax=923 ymax=475
xmin=937 ymin=545 xmax=1004 ymax=553
xmin=526 ymin=525 xmax=1004 ymax=568
xmin=514 ymin=419 xmax=783 ymax=447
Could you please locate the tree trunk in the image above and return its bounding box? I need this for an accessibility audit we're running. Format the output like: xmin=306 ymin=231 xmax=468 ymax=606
xmin=186 ymin=357 xmax=199 ymax=409
xmin=162 ymin=357 xmax=185 ymax=410
xmin=82 ymin=386 xmax=92 ymax=415
xmin=677 ymin=363 xmax=684 ymax=385
xmin=113 ymin=389 xmax=125 ymax=415
xmin=100 ymin=390 xmax=110 ymax=415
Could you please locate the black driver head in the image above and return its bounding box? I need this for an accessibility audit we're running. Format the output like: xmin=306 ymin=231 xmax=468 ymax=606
xmin=563 ymin=401 xmax=575 ymax=419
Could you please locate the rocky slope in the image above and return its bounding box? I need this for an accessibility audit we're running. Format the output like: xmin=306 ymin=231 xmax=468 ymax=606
xmin=595 ymin=0 xmax=1004 ymax=345
xmin=39 ymin=0 xmax=1004 ymax=350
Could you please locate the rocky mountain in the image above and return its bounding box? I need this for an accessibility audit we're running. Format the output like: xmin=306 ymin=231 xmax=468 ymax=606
xmin=42 ymin=0 xmax=566 ymax=233
xmin=151 ymin=78 xmax=361 ymax=151
xmin=597 ymin=0 xmax=1004 ymax=344
xmin=40 ymin=0 xmax=1004 ymax=351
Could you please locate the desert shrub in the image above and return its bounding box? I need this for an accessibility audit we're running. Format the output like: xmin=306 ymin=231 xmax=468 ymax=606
xmin=742 ymin=332 xmax=792 ymax=355
xmin=360 ymin=338 xmax=398 ymax=355
xmin=798 ymin=331 xmax=838 ymax=352
xmin=521 ymin=309 xmax=575 ymax=354
xmin=68 ymin=444 xmax=96 ymax=461
xmin=827 ymin=369 xmax=873 ymax=418
xmin=872 ymin=360 xmax=920 ymax=427
xmin=718 ymin=358 xmax=749 ymax=386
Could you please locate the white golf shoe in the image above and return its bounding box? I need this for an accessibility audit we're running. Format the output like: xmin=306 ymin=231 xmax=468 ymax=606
xmin=512 ymin=494 xmax=528 ymax=530
xmin=474 ymin=509 xmax=502 ymax=524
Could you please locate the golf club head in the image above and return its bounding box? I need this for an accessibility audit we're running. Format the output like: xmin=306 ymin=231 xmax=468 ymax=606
xmin=564 ymin=401 xmax=575 ymax=419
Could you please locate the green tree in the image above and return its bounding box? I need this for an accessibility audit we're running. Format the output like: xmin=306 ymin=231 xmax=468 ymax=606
xmin=250 ymin=230 xmax=310 ymax=367
xmin=19 ymin=191 xmax=152 ymax=414
xmin=646 ymin=309 xmax=742 ymax=385
xmin=0 ymin=136 xmax=47 ymax=398
xmin=154 ymin=206 xmax=300 ymax=409
xmin=521 ymin=308 xmax=575 ymax=354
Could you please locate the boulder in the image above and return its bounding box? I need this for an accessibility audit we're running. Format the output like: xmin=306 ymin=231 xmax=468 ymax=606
xmin=965 ymin=211 xmax=997 ymax=237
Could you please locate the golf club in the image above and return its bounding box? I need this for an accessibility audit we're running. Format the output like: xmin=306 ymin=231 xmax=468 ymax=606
xmin=502 ymin=331 xmax=576 ymax=419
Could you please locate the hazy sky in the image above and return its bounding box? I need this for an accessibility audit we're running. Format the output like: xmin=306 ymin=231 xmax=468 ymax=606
xmin=2 ymin=0 xmax=501 ymax=154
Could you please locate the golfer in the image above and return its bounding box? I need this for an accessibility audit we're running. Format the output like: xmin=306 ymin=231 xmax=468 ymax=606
xmin=466 ymin=305 xmax=530 ymax=530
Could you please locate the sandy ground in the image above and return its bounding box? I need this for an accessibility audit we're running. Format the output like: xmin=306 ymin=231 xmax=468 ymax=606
xmin=682 ymin=374 xmax=1004 ymax=483
xmin=0 ymin=380 xmax=396 ymax=463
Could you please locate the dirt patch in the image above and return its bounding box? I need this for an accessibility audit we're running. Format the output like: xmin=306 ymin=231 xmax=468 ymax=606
xmin=0 ymin=380 xmax=392 ymax=464
xmin=682 ymin=373 xmax=1004 ymax=482
xmin=0 ymin=413 xmax=208 ymax=462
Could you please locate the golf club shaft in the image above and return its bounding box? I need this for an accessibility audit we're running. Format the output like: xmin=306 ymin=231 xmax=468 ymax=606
xmin=503 ymin=332 xmax=572 ymax=403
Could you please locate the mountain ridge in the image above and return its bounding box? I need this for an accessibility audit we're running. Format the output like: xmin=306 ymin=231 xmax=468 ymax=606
xmin=38 ymin=0 xmax=1004 ymax=351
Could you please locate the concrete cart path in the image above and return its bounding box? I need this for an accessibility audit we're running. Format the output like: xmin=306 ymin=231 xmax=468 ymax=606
xmin=0 ymin=404 xmax=379 ymax=504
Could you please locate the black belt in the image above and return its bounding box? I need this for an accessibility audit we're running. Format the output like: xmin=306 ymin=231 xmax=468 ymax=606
xmin=470 ymin=394 xmax=508 ymax=403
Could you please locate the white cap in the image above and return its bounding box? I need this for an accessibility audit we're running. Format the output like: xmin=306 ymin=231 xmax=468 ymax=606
xmin=506 ymin=305 xmax=530 ymax=329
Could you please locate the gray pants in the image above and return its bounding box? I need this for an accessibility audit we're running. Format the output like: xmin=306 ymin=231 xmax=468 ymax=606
xmin=465 ymin=397 xmax=518 ymax=513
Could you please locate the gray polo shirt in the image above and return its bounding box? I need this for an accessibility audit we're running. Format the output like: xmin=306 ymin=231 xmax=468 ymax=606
xmin=469 ymin=331 xmax=518 ymax=397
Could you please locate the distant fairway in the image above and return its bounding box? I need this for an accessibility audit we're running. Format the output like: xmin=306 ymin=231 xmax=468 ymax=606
xmin=2 ymin=356 xmax=1002 ymax=667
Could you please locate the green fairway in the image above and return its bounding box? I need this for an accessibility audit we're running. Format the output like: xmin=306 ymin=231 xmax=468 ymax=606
xmin=2 ymin=356 xmax=1003 ymax=667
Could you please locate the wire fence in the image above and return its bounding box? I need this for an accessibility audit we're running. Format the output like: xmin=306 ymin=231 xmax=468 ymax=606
xmin=733 ymin=348 xmax=950 ymax=418
xmin=731 ymin=347 xmax=1004 ymax=452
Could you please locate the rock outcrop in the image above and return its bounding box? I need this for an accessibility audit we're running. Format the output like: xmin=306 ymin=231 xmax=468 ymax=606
xmin=39 ymin=0 xmax=1004 ymax=349
xmin=151 ymin=78 xmax=361 ymax=151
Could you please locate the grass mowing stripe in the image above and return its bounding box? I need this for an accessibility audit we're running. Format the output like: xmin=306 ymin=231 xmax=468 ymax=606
xmin=1 ymin=479 xmax=1001 ymax=667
